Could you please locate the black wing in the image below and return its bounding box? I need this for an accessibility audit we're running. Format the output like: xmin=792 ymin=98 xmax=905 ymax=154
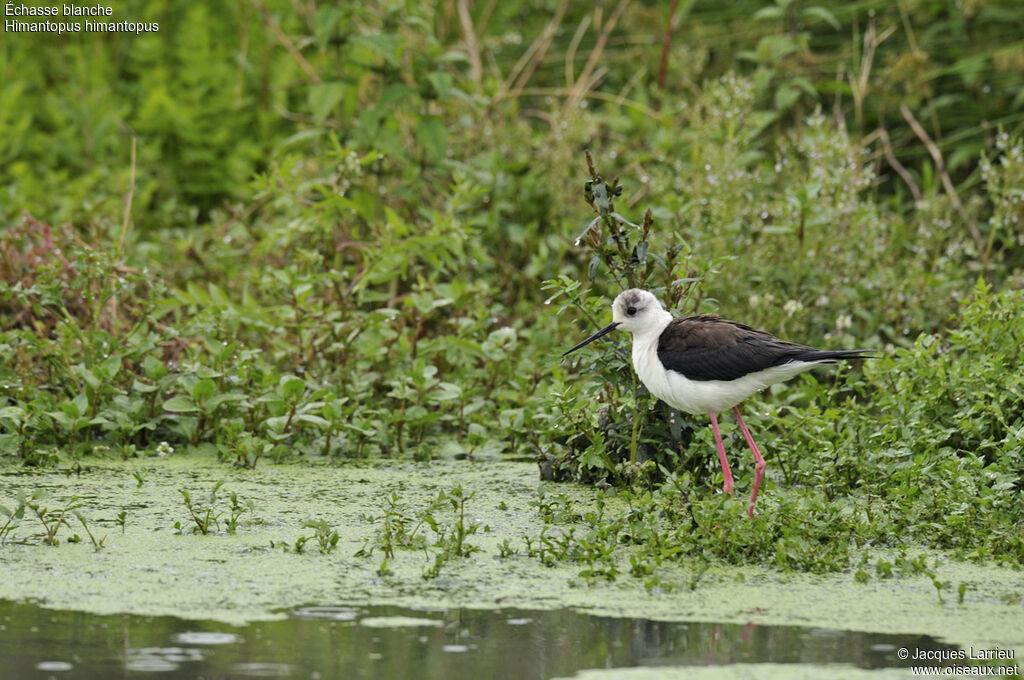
xmin=657 ymin=315 xmax=871 ymax=381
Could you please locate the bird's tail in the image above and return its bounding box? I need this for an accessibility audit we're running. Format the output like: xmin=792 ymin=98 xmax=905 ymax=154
xmin=795 ymin=348 xmax=879 ymax=364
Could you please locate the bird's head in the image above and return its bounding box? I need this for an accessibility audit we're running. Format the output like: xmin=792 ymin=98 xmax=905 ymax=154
xmin=562 ymin=289 xmax=667 ymax=356
xmin=610 ymin=288 xmax=664 ymax=333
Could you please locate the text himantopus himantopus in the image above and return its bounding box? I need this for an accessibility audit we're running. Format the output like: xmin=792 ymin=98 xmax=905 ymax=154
xmin=563 ymin=289 xmax=873 ymax=516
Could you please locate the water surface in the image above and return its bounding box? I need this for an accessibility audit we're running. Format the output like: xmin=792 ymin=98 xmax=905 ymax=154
xmin=0 ymin=599 xmax=965 ymax=679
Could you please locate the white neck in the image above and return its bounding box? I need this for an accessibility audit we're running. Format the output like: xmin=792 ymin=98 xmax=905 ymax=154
xmin=632 ymin=308 xmax=674 ymax=344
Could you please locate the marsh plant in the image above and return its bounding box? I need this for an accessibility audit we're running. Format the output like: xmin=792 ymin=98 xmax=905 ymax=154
xmin=520 ymin=462 xmax=1016 ymax=587
xmin=74 ymin=511 xmax=107 ymax=551
xmin=0 ymin=493 xmax=107 ymax=550
xmin=293 ymin=519 xmax=340 ymax=555
xmin=0 ymin=499 xmax=25 ymax=545
xmin=355 ymin=486 xmax=481 ymax=580
xmin=524 ymin=494 xmax=621 ymax=581
xmin=22 ymin=492 xmax=82 ymax=547
xmin=227 ymin=493 xmax=254 ymax=534
xmin=428 ymin=486 xmax=481 ymax=559
xmin=176 ymin=488 xmax=220 ymax=536
xmin=175 ymin=481 xmax=251 ymax=536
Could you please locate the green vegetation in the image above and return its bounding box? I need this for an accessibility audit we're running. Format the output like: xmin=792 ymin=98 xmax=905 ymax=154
xmin=174 ymin=481 xmax=255 ymax=535
xmin=176 ymin=484 xmax=224 ymax=536
xmin=296 ymin=519 xmax=341 ymax=555
xmin=0 ymin=491 xmax=86 ymax=547
xmin=1 ymin=458 xmax=1022 ymax=664
xmin=2 ymin=0 xmax=1024 ymax=582
xmin=355 ymin=486 xmax=482 ymax=579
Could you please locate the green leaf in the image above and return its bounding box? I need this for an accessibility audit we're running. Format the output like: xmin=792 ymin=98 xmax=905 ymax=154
xmin=142 ymin=355 xmax=168 ymax=380
xmin=752 ymin=6 xmax=783 ymax=21
xmin=72 ymin=364 xmax=100 ymax=391
xmin=281 ymin=376 xmax=306 ymax=400
xmin=320 ymin=398 xmax=346 ymax=421
xmin=131 ymin=379 xmax=160 ymax=394
xmin=265 ymin=416 xmax=289 ymax=434
xmin=309 ymin=82 xmax=346 ymax=123
xmin=804 ymin=6 xmax=840 ymax=30
xmin=775 ymin=84 xmax=803 ymax=112
xmin=342 ymin=423 xmax=376 ymax=437
xmin=312 ymin=6 xmax=346 ymax=46
xmin=433 ymin=382 xmax=462 ymax=401
xmin=425 ymin=71 xmax=453 ymax=99
xmin=95 ymin=355 xmax=122 ymax=381
xmin=0 ymin=406 xmax=26 ymax=425
xmin=296 ymin=414 xmax=330 ymax=427
xmin=192 ymin=378 xmax=217 ymax=403
xmin=757 ymin=35 xmax=800 ymax=64
xmin=205 ymin=392 xmax=247 ymax=411
xmin=351 ymin=33 xmax=402 ymax=65
xmin=0 ymin=433 xmax=23 ymax=454
xmin=48 ymin=411 xmax=73 ymax=429
xmin=163 ymin=396 xmax=199 ymax=413
xmin=415 ymin=116 xmax=448 ymax=162
xmin=72 ymin=393 xmax=88 ymax=418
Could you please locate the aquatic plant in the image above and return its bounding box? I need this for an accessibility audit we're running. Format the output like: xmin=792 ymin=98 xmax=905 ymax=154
xmin=298 ymin=519 xmax=340 ymax=555
xmin=24 ymin=492 xmax=81 ymax=547
xmin=225 ymin=492 xmax=253 ymax=535
xmin=355 ymin=487 xmax=482 ymax=580
xmin=0 ymin=500 xmax=24 ymax=545
xmin=176 ymin=482 xmax=226 ymax=536
xmin=73 ymin=512 xmax=107 ymax=552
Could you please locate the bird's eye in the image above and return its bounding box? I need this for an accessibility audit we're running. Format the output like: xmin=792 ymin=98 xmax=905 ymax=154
xmin=627 ymin=306 xmax=636 ymax=316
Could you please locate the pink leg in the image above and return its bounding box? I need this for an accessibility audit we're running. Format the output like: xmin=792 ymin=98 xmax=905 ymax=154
xmin=733 ymin=406 xmax=766 ymax=517
xmin=708 ymin=410 xmax=734 ymax=495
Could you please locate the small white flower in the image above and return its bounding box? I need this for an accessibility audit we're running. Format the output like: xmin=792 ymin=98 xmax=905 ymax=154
xmin=836 ymin=314 xmax=853 ymax=331
xmin=783 ymin=299 xmax=803 ymax=317
xmin=748 ymin=294 xmax=761 ymax=308
xmin=156 ymin=441 xmax=174 ymax=457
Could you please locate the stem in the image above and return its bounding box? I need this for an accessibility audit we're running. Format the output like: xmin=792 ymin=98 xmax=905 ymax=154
xmin=656 ymin=0 xmax=680 ymax=92
xmin=282 ymin=402 xmax=297 ymax=434
xmin=628 ymin=374 xmax=644 ymax=464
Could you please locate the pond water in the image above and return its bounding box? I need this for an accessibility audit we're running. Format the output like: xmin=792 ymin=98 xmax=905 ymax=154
xmin=0 ymin=599 xmax=964 ymax=679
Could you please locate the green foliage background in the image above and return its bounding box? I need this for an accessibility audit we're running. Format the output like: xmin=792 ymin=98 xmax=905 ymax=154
xmin=2 ymin=0 xmax=1024 ymax=569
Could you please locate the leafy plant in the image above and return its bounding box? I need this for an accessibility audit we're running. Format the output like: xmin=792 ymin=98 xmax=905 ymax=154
xmin=24 ymin=492 xmax=81 ymax=547
xmin=177 ymin=482 xmax=226 ymax=536
xmin=0 ymin=499 xmax=25 ymax=545
xmin=74 ymin=511 xmax=107 ymax=551
xmin=225 ymin=492 xmax=253 ymax=535
xmin=300 ymin=519 xmax=340 ymax=555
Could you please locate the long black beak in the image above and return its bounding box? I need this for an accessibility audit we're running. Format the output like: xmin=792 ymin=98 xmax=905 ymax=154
xmin=562 ymin=322 xmax=620 ymax=357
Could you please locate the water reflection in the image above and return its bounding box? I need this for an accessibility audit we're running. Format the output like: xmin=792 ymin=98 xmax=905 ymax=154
xmin=0 ymin=599 xmax=970 ymax=679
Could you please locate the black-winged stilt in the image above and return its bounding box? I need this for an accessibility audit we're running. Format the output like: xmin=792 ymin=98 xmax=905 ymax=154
xmin=563 ymin=289 xmax=873 ymax=516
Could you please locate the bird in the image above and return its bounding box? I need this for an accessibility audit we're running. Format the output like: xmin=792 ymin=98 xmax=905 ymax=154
xmin=562 ymin=288 xmax=874 ymax=516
